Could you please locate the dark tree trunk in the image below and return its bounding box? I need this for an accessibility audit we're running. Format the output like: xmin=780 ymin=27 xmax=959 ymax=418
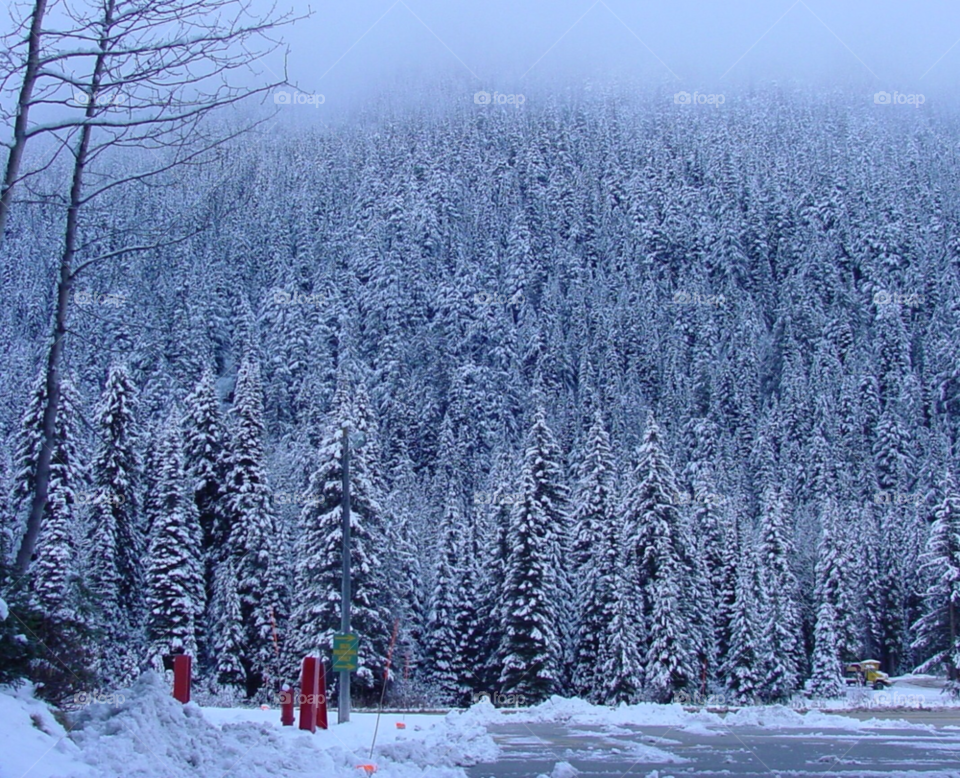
xmin=0 ymin=0 xmax=49 ymax=243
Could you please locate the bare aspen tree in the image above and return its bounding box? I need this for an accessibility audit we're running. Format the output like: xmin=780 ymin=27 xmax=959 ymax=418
xmin=0 ymin=0 xmax=53 ymax=243
xmin=12 ymin=0 xmax=299 ymax=574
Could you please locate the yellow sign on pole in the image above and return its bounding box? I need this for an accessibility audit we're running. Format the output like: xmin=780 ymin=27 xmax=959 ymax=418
xmin=333 ymin=633 xmax=359 ymax=672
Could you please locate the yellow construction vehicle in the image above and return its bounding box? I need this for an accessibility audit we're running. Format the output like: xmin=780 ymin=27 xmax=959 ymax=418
xmin=844 ymin=660 xmax=893 ymax=690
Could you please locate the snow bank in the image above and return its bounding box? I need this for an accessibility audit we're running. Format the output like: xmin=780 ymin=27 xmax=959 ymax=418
xmin=68 ymin=673 xmax=360 ymax=778
xmin=800 ymin=676 xmax=960 ymax=711
xmin=475 ymin=695 xmax=930 ymax=733
xmin=3 ymin=673 xmax=496 ymax=778
xmin=724 ymin=704 xmax=932 ymax=731
xmin=0 ymin=682 xmax=91 ymax=778
xmin=375 ymin=707 xmax=499 ymax=768
xmin=500 ymin=696 xmax=722 ymax=732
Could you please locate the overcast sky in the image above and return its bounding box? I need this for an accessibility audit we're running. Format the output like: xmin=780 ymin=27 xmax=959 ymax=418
xmin=254 ymin=0 xmax=960 ymax=108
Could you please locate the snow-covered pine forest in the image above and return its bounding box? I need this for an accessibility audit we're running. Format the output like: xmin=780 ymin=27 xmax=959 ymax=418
xmin=2 ymin=84 xmax=960 ymax=709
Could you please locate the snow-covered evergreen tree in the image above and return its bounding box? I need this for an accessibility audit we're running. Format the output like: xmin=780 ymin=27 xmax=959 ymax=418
xmin=183 ymin=368 xmax=228 ymax=675
xmin=9 ymin=375 xmax=96 ymax=701
xmin=757 ymin=487 xmax=804 ymax=702
xmin=476 ymin=445 xmax=517 ymax=694
xmin=683 ymin=418 xmax=726 ymax=686
xmin=144 ymin=416 xmax=204 ymax=670
xmin=498 ymin=407 xmax=568 ymax=703
xmin=27 ymin=376 xmax=84 ymax=617
xmin=714 ymin=506 xmax=741 ymax=672
xmin=425 ymin=491 xmax=463 ymax=704
xmin=571 ymin=411 xmax=620 ymax=699
xmin=644 ymin=553 xmax=693 ymax=703
xmin=10 ymin=373 xmax=47 ymax=522
xmin=86 ymin=364 xmax=141 ymax=684
xmin=624 ymin=415 xmax=696 ymax=702
xmin=806 ymin=505 xmax=848 ymax=698
xmin=453 ymin=515 xmax=485 ymax=704
xmin=807 ymin=598 xmax=845 ymax=698
xmin=211 ymin=557 xmax=246 ymax=697
xmin=288 ymin=378 xmax=391 ymax=705
xmin=723 ymin=540 xmax=763 ymax=704
xmin=184 ymin=369 xmax=227 ymax=548
xmin=816 ymin=501 xmax=860 ymax=662
xmin=594 ymin=568 xmax=643 ymax=705
xmin=911 ymin=473 xmax=960 ymax=693
xmin=222 ymin=357 xmax=288 ymax=696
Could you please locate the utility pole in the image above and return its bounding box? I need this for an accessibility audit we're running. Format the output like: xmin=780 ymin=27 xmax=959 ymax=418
xmin=339 ymin=425 xmax=351 ymax=724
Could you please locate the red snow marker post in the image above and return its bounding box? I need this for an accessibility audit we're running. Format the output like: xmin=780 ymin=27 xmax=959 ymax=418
xmin=299 ymin=656 xmax=319 ymax=733
xmin=280 ymin=684 xmax=295 ymax=726
xmin=298 ymin=656 xmax=328 ymax=732
xmin=172 ymin=655 xmax=192 ymax=704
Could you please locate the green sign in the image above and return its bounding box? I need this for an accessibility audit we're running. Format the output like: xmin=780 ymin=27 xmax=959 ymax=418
xmin=333 ymin=633 xmax=359 ymax=671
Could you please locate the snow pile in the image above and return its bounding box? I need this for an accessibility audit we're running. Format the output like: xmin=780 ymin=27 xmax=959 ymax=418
xmin=0 ymin=681 xmax=91 ymax=778
xmin=724 ymin=704 xmax=852 ymax=729
xmin=724 ymin=704 xmax=931 ymax=731
xmin=517 ymin=695 xmax=600 ymax=723
xmin=473 ymin=694 xmax=931 ymax=733
xmin=456 ymin=694 xmax=506 ymax=725
xmin=1 ymin=673 xmax=495 ymax=778
xmin=502 ymin=696 xmax=722 ymax=732
xmin=623 ymin=742 xmax=689 ymax=763
xmin=370 ymin=706 xmax=499 ymax=768
xmin=68 ymin=673 xmax=361 ymax=778
xmin=536 ymin=761 xmax=580 ymax=778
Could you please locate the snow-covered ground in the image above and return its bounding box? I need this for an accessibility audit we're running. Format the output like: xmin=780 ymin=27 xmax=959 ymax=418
xmin=0 ymin=673 xmax=495 ymax=778
xmin=815 ymin=674 xmax=960 ymax=711
xmin=3 ymin=675 xmax=958 ymax=778
xmin=461 ymin=693 xmax=949 ymax=732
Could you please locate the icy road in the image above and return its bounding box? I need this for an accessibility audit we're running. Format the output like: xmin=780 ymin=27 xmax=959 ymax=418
xmin=467 ymin=715 xmax=960 ymax=777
